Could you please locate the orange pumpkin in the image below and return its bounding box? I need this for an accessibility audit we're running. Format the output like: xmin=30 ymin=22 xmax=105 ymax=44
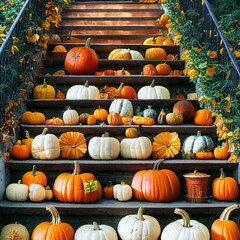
xmin=163 ymin=39 xmax=174 ymax=45
xmin=194 ymin=109 xmax=213 ymax=126
xmin=144 ymin=36 xmax=167 ymax=45
xmin=167 ymin=54 xmax=175 ymax=60
xmin=107 ymin=112 xmax=123 ymax=125
xmin=172 ymin=100 xmax=195 ymax=123
xmin=156 ymin=63 xmax=171 ymax=75
xmin=145 ymin=48 xmax=167 ymax=60
xmin=152 ymin=132 xmax=181 ymax=159
xmin=100 ymin=85 xmax=119 ymax=99
xmin=211 ymin=205 xmax=240 ymax=240
xmin=52 ymin=45 xmax=67 ymax=58
xmin=11 ymin=141 xmax=31 ymax=160
xmin=93 ymin=106 xmax=109 ymax=122
xmin=53 ymin=161 xmax=102 ymax=203
xmin=59 ymin=132 xmax=87 ymax=159
xmin=214 ymin=141 xmax=230 ymax=159
xmin=132 ymin=116 xmax=155 ymax=125
xmin=53 ymin=70 xmax=65 ymax=76
xmin=125 ymin=128 xmax=138 ymax=138
xmin=22 ymin=165 xmax=47 ymax=187
xmin=169 ymin=70 xmax=181 ymax=75
xmin=118 ymin=83 xmax=137 ymax=99
xmin=64 ymin=38 xmax=98 ymax=75
xmin=196 ymin=151 xmax=214 ymax=159
xmin=131 ymin=160 xmax=180 ymax=202
xmin=45 ymin=117 xmax=64 ymax=125
xmin=212 ymin=168 xmax=239 ymax=201
xmin=173 ymin=94 xmax=185 ymax=99
xmin=55 ymin=90 xmax=65 ymax=99
xmin=115 ymin=68 xmax=131 ymax=76
xmin=122 ymin=116 xmax=133 ymax=125
xmin=158 ymin=15 xmax=169 ymax=26
xmin=87 ymin=115 xmax=97 ymax=125
xmin=102 ymin=70 xmax=116 ymax=76
xmin=22 ymin=130 xmax=33 ymax=151
xmin=142 ymin=64 xmax=158 ymax=75
xmin=21 ymin=111 xmax=46 ymax=125
xmin=31 ymin=205 xmax=75 ymax=240
xmin=103 ymin=181 xmax=113 ymax=199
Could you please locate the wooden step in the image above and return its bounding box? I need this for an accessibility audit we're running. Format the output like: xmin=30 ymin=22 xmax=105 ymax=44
xmin=0 ymin=199 xmax=236 ymax=216
xmin=62 ymin=17 xmax=159 ymax=21
xmin=20 ymin=124 xmax=217 ymax=135
xmin=63 ymin=8 xmax=161 ymax=13
xmin=6 ymin=159 xmax=236 ymax=172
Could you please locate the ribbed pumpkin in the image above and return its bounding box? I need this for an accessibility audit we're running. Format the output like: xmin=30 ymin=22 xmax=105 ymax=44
xmin=31 ymin=205 xmax=75 ymax=240
xmin=22 ymin=130 xmax=33 ymax=151
xmin=11 ymin=141 xmax=31 ymax=160
xmin=211 ymin=205 xmax=240 ymax=240
xmin=118 ymin=83 xmax=137 ymax=99
xmin=59 ymin=132 xmax=87 ymax=159
xmin=196 ymin=151 xmax=214 ymax=159
xmin=115 ymin=68 xmax=131 ymax=76
xmin=94 ymin=106 xmax=109 ymax=122
xmin=53 ymin=161 xmax=102 ymax=203
xmin=152 ymin=132 xmax=181 ymax=159
xmin=156 ymin=63 xmax=171 ymax=75
xmin=132 ymin=116 xmax=155 ymax=125
xmin=194 ymin=109 xmax=213 ymax=126
xmin=109 ymin=99 xmax=133 ymax=117
xmin=131 ymin=160 xmax=181 ymax=202
xmin=145 ymin=48 xmax=167 ymax=60
xmin=143 ymin=36 xmax=167 ymax=45
xmin=214 ymin=141 xmax=230 ymax=159
xmin=22 ymin=165 xmax=47 ymax=187
xmin=45 ymin=117 xmax=64 ymax=125
xmin=22 ymin=111 xmax=46 ymax=125
xmin=64 ymin=38 xmax=98 ymax=75
xmin=142 ymin=64 xmax=158 ymax=75
xmin=108 ymin=49 xmax=144 ymax=60
xmin=125 ymin=128 xmax=138 ymax=138
xmin=212 ymin=168 xmax=239 ymax=201
xmin=107 ymin=112 xmax=123 ymax=125
xmin=33 ymin=79 xmax=56 ymax=99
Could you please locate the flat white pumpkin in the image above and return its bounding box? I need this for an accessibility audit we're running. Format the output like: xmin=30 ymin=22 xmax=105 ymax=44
xmin=66 ymin=80 xmax=100 ymax=99
xmin=31 ymin=128 xmax=60 ymax=160
xmin=63 ymin=106 xmax=79 ymax=125
xmin=113 ymin=182 xmax=132 ymax=201
xmin=88 ymin=132 xmax=120 ymax=160
xmin=6 ymin=180 xmax=28 ymax=202
xmin=109 ymin=99 xmax=133 ymax=117
xmin=161 ymin=208 xmax=210 ymax=240
xmin=29 ymin=184 xmax=46 ymax=202
xmin=108 ymin=49 xmax=144 ymax=60
xmin=118 ymin=207 xmax=161 ymax=240
xmin=120 ymin=136 xmax=152 ymax=159
xmin=74 ymin=221 xmax=118 ymax=240
xmin=138 ymin=79 xmax=170 ymax=99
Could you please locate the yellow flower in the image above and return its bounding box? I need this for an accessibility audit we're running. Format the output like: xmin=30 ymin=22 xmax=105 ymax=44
xmin=234 ymin=51 xmax=240 ymax=57
xmin=207 ymin=51 xmax=218 ymax=58
xmin=227 ymin=132 xmax=233 ymax=137
xmin=197 ymin=48 xmax=202 ymax=53
xmin=9 ymin=0 xmax=13 ymax=5
xmin=181 ymin=11 xmax=185 ymax=16
xmin=5 ymin=18 xmax=10 ymax=22
xmin=220 ymin=48 xmax=224 ymax=55
xmin=188 ymin=69 xmax=198 ymax=80
xmin=176 ymin=18 xmax=179 ymax=24
xmin=206 ymin=66 xmax=216 ymax=77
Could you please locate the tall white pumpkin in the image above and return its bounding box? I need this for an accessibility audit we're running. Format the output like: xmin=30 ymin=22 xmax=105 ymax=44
xmin=66 ymin=80 xmax=100 ymax=99
xmin=63 ymin=106 xmax=79 ymax=125
xmin=118 ymin=207 xmax=161 ymax=240
xmin=161 ymin=208 xmax=210 ymax=240
xmin=88 ymin=132 xmax=120 ymax=160
xmin=109 ymin=99 xmax=133 ymax=117
xmin=31 ymin=128 xmax=60 ymax=160
xmin=120 ymin=136 xmax=152 ymax=159
xmin=74 ymin=222 xmax=118 ymax=240
xmin=138 ymin=79 xmax=170 ymax=99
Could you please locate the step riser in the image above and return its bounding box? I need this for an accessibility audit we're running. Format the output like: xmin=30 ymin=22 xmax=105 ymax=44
xmin=62 ymin=17 xmax=159 ymax=21
xmin=62 ymin=12 xmax=160 ymax=17
xmin=65 ymin=4 xmax=160 ymax=9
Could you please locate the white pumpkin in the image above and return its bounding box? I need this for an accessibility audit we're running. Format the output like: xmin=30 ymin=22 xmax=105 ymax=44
xmin=88 ymin=132 xmax=120 ymax=160
xmin=108 ymin=49 xmax=144 ymax=60
xmin=0 ymin=222 xmax=30 ymax=240
xmin=109 ymin=99 xmax=133 ymax=117
xmin=161 ymin=208 xmax=210 ymax=240
xmin=6 ymin=180 xmax=28 ymax=202
xmin=120 ymin=136 xmax=152 ymax=159
xmin=31 ymin=128 xmax=60 ymax=160
xmin=29 ymin=184 xmax=46 ymax=202
xmin=118 ymin=207 xmax=161 ymax=240
xmin=113 ymin=181 xmax=132 ymax=201
xmin=74 ymin=221 xmax=118 ymax=240
xmin=138 ymin=79 xmax=170 ymax=99
xmin=63 ymin=106 xmax=79 ymax=125
xmin=66 ymin=80 xmax=100 ymax=99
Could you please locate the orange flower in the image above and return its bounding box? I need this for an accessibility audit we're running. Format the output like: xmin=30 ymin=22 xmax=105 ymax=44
xmin=206 ymin=66 xmax=216 ymax=77
xmin=207 ymin=51 xmax=218 ymax=58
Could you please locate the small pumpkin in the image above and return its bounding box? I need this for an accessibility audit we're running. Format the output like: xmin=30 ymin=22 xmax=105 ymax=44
xmin=102 ymin=69 xmax=116 ymax=76
xmin=100 ymin=85 xmax=119 ymax=99
xmin=212 ymin=168 xmax=239 ymax=201
xmin=125 ymin=128 xmax=138 ymax=138
xmin=29 ymin=183 xmax=46 ymax=202
xmin=93 ymin=106 xmax=109 ymax=122
xmin=108 ymin=49 xmax=144 ymax=60
xmin=87 ymin=115 xmax=97 ymax=125
xmin=11 ymin=141 xmax=31 ymax=160
xmin=173 ymin=100 xmax=195 ymax=123
xmin=195 ymin=151 xmax=214 ymax=159
xmin=169 ymin=70 xmax=181 ymax=75
xmin=63 ymin=106 xmax=79 ymax=125
xmin=173 ymin=93 xmax=185 ymax=99
xmin=132 ymin=116 xmax=155 ymax=125
xmin=166 ymin=112 xmax=183 ymax=125
xmin=117 ymin=83 xmax=137 ymax=99
xmin=107 ymin=112 xmax=123 ymax=125
xmin=33 ymin=79 xmax=56 ymax=99
xmin=109 ymin=99 xmax=133 ymax=117
xmin=214 ymin=141 xmax=230 ymax=159
xmin=6 ymin=180 xmax=29 ymax=202
xmin=59 ymin=132 xmax=87 ymax=159
xmin=122 ymin=116 xmax=133 ymax=125
xmin=45 ymin=117 xmax=64 ymax=125
xmin=52 ymin=45 xmax=67 ymax=58
xmin=115 ymin=68 xmax=131 ymax=76
xmin=55 ymin=89 xmax=65 ymax=99
xmin=45 ymin=186 xmax=53 ymax=200
xmin=49 ymin=34 xmax=61 ymax=43
xmin=21 ymin=130 xmax=33 ymax=151
xmin=31 ymin=206 xmax=75 ymax=240
xmin=157 ymin=109 xmax=167 ymax=125
xmin=194 ymin=109 xmax=213 ymax=126
xmin=103 ymin=181 xmax=113 ymax=199
xmin=22 ymin=165 xmax=47 ymax=187
xmin=163 ymin=39 xmax=174 ymax=45
xmin=158 ymin=15 xmax=169 ymax=26
xmin=79 ymin=113 xmax=90 ymax=125
xmin=142 ymin=64 xmax=158 ymax=75
xmin=156 ymin=63 xmax=171 ymax=75
xmin=143 ymin=105 xmax=157 ymax=119
xmin=152 ymin=132 xmax=181 ymax=159
xmin=113 ymin=181 xmax=132 ymax=201
xmin=53 ymin=70 xmax=65 ymax=76
xmin=145 ymin=48 xmax=167 ymax=60
xmin=143 ymin=36 xmax=167 ymax=45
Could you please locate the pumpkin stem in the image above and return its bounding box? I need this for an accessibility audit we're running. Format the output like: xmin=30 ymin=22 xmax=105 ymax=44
xmin=93 ymin=221 xmax=101 ymax=231
xmin=148 ymin=105 xmax=152 ymax=110
xmin=85 ymin=37 xmax=91 ymax=48
xmin=46 ymin=205 xmax=61 ymax=225
xmin=42 ymin=128 xmax=48 ymax=135
xmin=25 ymin=130 xmax=31 ymax=139
xmin=121 ymin=181 xmax=125 ymax=185
xmin=45 ymin=186 xmax=51 ymax=190
xmin=66 ymin=31 xmax=72 ymax=40
xmin=43 ymin=78 xmax=47 ymax=88
xmin=102 ymin=132 xmax=109 ymax=138
xmin=73 ymin=161 xmax=81 ymax=175
xmin=220 ymin=168 xmax=225 ymax=179
xmin=153 ymin=159 xmax=165 ymax=170
xmin=197 ymin=131 xmax=201 ymax=137
xmin=152 ymin=37 xmax=157 ymax=43
xmin=150 ymin=79 xmax=155 ymax=87
xmin=98 ymin=105 xmax=101 ymax=109
xmin=118 ymin=82 xmax=124 ymax=91
xmin=66 ymin=105 xmax=71 ymax=110
xmin=17 ymin=140 xmax=22 ymax=145
xmin=136 ymin=106 xmax=141 ymax=116
xmin=137 ymin=207 xmax=145 ymax=221
xmin=121 ymin=68 xmax=126 ymax=75
xmin=17 ymin=180 xmax=22 ymax=184
xmin=174 ymin=208 xmax=191 ymax=228
xmin=13 ymin=127 xmax=17 ymax=145
xmin=32 ymin=165 xmax=37 ymax=177
xmin=219 ymin=204 xmax=239 ymax=221
xmin=194 ymin=170 xmax=197 ymax=174
xmin=84 ymin=80 xmax=89 ymax=88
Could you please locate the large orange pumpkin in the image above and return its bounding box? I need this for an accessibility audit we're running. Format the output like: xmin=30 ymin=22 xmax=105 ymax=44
xmin=152 ymin=132 xmax=181 ymax=159
xmin=173 ymin=100 xmax=195 ymax=123
xmin=212 ymin=168 xmax=239 ymax=201
xmin=31 ymin=205 xmax=75 ymax=240
xmin=53 ymin=161 xmax=102 ymax=203
xmin=22 ymin=165 xmax=47 ymax=187
xmin=211 ymin=205 xmax=240 ymax=240
xmin=64 ymin=38 xmax=98 ymax=75
xmin=131 ymin=160 xmax=181 ymax=202
xmin=194 ymin=109 xmax=213 ymax=126
xmin=59 ymin=132 xmax=87 ymax=159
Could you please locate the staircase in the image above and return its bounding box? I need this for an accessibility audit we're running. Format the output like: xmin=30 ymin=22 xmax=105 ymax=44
xmin=1 ymin=0 xmax=239 ymax=235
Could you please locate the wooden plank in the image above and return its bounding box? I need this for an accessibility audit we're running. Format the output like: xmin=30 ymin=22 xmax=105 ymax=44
xmin=36 ymin=75 xmax=191 ymax=86
xmin=20 ymin=124 xmax=216 ymax=135
xmin=63 ymin=8 xmax=161 ymax=13
xmin=61 ymin=17 xmax=159 ymax=21
xmin=6 ymin=159 xmax=237 ymax=172
xmin=25 ymin=99 xmax=199 ymax=108
xmin=0 ymin=199 xmax=236 ymax=216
